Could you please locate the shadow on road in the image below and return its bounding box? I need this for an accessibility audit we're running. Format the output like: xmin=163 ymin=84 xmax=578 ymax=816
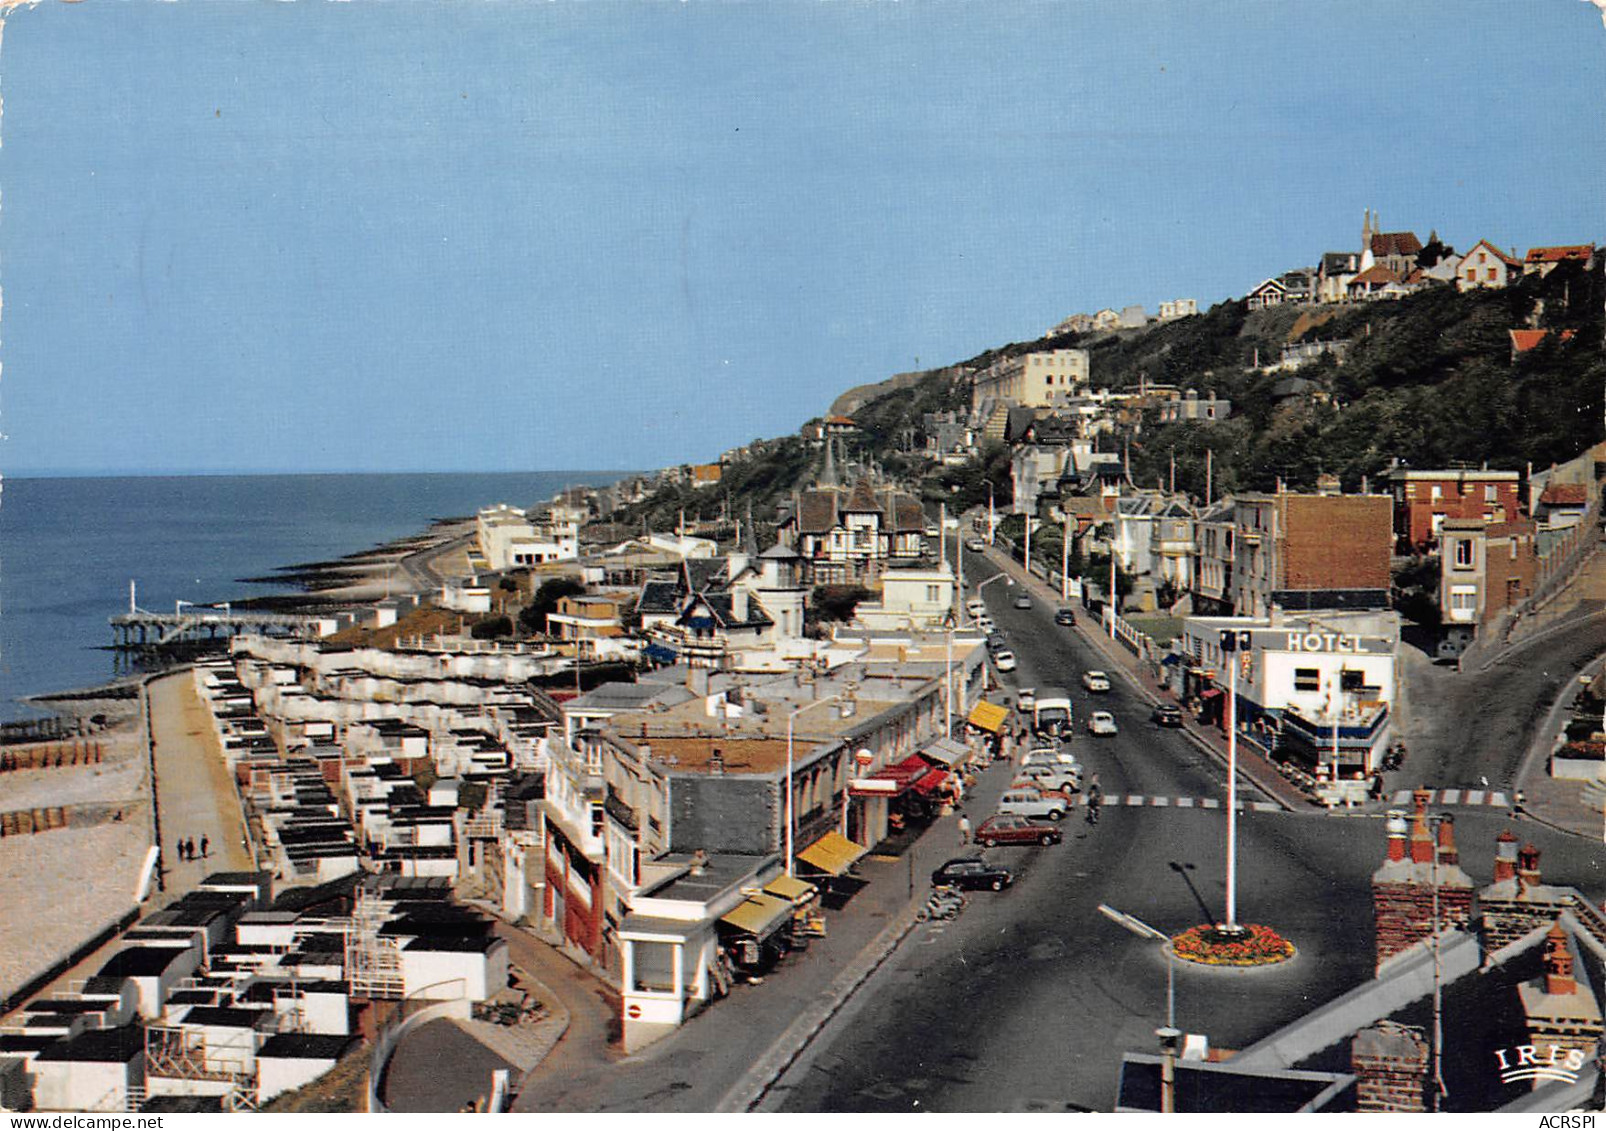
xmin=1169 ymin=860 xmax=1217 ymax=928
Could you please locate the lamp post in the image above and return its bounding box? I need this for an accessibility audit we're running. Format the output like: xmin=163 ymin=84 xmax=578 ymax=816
xmin=987 ymin=483 xmax=996 ymax=545
xmin=1219 ymin=629 xmax=1251 ymax=932
xmin=1061 ymin=510 xmax=1071 ymax=602
xmin=786 ymin=693 xmax=852 ymax=876
xmin=1100 ymin=904 xmax=1180 ymax=1111
xmin=976 ymin=571 xmax=1013 ymax=611
xmin=1427 ymin=812 xmax=1449 ymax=1112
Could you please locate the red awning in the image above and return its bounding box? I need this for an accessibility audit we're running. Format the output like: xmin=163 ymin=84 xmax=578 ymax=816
xmin=848 ymin=755 xmax=930 ymax=798
xmin=911 ymin=768 xmax=952 ymax=797
xmin=1199 ymin=688 xmax=1224 ymax=700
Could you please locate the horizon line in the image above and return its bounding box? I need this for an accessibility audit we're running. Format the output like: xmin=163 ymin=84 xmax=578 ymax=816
xmin=1 ymin=467 xmax=646 ymax=482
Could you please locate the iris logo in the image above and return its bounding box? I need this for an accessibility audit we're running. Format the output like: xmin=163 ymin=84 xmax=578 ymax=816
xmin=1493 ymin=1044 xmax=1587 ymax=1085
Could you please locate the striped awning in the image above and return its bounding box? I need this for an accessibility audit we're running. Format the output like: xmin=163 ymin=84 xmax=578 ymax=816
xmin=920 ymin=737 xmax=970 ymax=767
xmin=796 ymin=831 xmax=869 ymax=877
xmin=968 ymin=700 xmax=1010 ymax=734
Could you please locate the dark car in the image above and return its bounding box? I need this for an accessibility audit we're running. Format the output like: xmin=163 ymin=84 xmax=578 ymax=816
xmin=931 ymin=856 xmax=1015 ymax=891
xmin=1152 ymin=703 xmax=1184 ymax=727
xmin=1054 ymin=607 xmax=1076 ymax=626
xmin=987 ymin=632 xmax=1008 ymax=651
xmin=975 ymin=814 xmax=1062 ymax=848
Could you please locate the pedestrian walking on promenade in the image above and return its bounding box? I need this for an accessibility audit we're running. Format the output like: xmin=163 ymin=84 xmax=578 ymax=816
xmin=958 ymin=813 xmax=973 ymax=846
xmin=185 ymin=837 xmax=196 ymax=862
xmin=175 ymin=839 xmax=185 ymax=863
xmin=200 ymin=835 xmax=210 ymax=859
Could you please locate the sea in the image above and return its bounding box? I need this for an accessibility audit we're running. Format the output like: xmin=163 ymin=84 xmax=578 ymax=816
xmin=0 ymin=471 xmax=629 ymax=721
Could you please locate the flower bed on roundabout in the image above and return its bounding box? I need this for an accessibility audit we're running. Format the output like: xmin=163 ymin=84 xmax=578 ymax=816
xmin=1171 ymin=923 xmax=1295 ymax=967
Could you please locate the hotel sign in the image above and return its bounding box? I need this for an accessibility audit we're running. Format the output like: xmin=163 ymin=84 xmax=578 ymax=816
xmin=1259 ymin=630 xmax=1391 ymax=656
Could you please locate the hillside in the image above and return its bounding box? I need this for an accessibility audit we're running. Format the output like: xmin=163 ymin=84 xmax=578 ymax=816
xmin=606 ymin=257 xmax=1605 ymax=532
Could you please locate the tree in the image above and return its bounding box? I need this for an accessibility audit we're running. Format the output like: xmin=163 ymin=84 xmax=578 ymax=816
xmin=808 ymin=585 xmax=873 ymax=625
xmin=471 ymin=615 xmax=513 ymax=640
xmin=518 ymin=577 xmax=585 ymax=635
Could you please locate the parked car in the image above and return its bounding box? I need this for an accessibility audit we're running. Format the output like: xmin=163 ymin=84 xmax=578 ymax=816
xmin=996 ymin=785 xmax=1072 ymax=822
xmin=1054 ymin=607 xmax=1076 ymax=626
xmin=932 ymin=856 xmax=1015 ymax=891
xmin=967 ymin=538 xmax=987 ymax=552
xmin=1016 ymin=688 xmax=1037 ymax=712
xmin=1152 ymin=703 xmax=1184 ymax=728
xmin=1014 ymin=595 xmax=1032 ymax=610
xmin=966 ymin=598 xmax=986 ymax=618
xmin=1086 ymin=710 xmax=1119 ymax=736
xmin=976 ymin=814 xmax=1062 ymax=848
xmin=1082 ymin=670 xmax=1111 ymax=692
xmin=1016 ymin=764 xmax=1080 ymax=793
xmin=987 ymin=632 xmax=1007 ymax=651
xmin=977 ymin=616 xmax=996 ymax=633
xmin=994 ymin=650 xmax=1017 ymax=672
xmin=1023 ymin=745 xmax=1080 ymax=770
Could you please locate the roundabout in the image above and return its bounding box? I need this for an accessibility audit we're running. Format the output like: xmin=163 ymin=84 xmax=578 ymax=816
xmin=1171 ymin=923 xmax=1296 ymax=968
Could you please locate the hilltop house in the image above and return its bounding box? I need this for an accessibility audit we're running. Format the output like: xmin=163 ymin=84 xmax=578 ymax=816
xmin=1458 ymin=240 xmax=1522 ymax=291
xmin=1523 ymin=244 xmax=1595 ymax=277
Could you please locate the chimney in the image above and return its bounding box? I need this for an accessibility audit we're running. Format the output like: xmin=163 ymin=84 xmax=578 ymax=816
xmin=1544 ymin=923 xmax=1577 ymax=996
xmin=1385 ymin=808 xmax=1408 ymax=862
xmin=732 ymin=585 xmax=749 ymax=623
xmin=1518 ymin=843 xmax=1543 ymax=890
xmin=1435 ymin=813 xmax=1459 ymax=866
xmin=1493 ymin=829 xmax=1519 ymax=882
xmin=1408 ymin=790 xmax=1435 ymax=864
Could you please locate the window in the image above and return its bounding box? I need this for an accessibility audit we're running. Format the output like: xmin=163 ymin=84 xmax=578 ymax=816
xmin=631 ymin=940 xmax=678 ymax=993
xmin=1430 ymin=485 xmax=1442 ymax=501
xmin=926 ymin=585 xmax=942 ymax=602
xmin=1485 ymin=485 xmax=1499 ymax=503
xmin=1294 ymin=668 xmax=1320 ymax=692
xmin=1454 ymin=539 xmax=1473 ymax=568
xmin=1488 ymin=268 xmax=1497 ymax=281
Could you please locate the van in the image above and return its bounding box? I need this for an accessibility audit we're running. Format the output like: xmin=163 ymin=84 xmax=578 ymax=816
xmin=997 ymin=786 xmax=1071 ymax=822
xmin=1033 ymin=687 xmax=1073 ymax=736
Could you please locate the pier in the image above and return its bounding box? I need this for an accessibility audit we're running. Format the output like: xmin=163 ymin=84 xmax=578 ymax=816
xmin=110 ymin=582 xmax=328 ymax=651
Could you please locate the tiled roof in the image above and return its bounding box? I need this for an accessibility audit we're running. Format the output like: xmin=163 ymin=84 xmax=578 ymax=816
xmin=637 ymin=579 xmax=684 ymax=615
xmin=1350 ymin=265 xmax=1400 ymax=286
xmin=1540 ymin=483 xmax=1588 ymax=506
xmin=843 ymin=479 xmax=884 ymax=514
xmin=890 ymin=494 xmax=926 ymax=533
xmin=798 ymin=489 xmax=839 ymax=534
xmin=1370 ymin=231 xmax=1423 ymax=258
xmin=1510 ymin=329 xmax=1578 ymax=353
xmin=1525 ymin=244 xmax=1594 ymax=265
xmin=1470 ymin=239 xmax=1522 ymax=268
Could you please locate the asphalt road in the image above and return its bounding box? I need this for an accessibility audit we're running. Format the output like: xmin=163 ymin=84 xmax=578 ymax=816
xmin=761 ymin=541 xmax=1606 ymax=1113
xmin=959 ymin=546 xmax=1265 ymax=807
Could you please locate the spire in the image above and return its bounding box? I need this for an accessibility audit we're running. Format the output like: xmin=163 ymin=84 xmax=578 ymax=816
xmin=819 ymin=435 xmax=840 ymax=488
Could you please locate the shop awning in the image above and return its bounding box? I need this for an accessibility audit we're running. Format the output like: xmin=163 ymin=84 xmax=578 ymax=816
xmin=968 ymin=700 xmax=1009 ymax=734
xmin=920 ymin=736 xmax=970 ymax=768
xmin=1161 ymin=654 xmax=1182 ymax=666
xmin=1199 ymin=688 xmax=1224 ymax=700
xmin=910 ymin=768 xmax=952 ymax=797
xmin=719 ymin=893 xmax=794 ymax=939
xmin=762 ymin=874 xmax=817 ymax=905
xmin=849 ymin=754 xmax=930 ymax=797
xmin=796 ymin=831 xmax=869 ymax=877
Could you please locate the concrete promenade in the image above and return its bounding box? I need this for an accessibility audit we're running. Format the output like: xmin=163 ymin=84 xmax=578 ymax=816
xmin=147 ymin=668 xmax=254 ymax=885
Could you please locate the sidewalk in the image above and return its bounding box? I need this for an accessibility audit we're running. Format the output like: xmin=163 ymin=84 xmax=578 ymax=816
xmin=975 ymin=543 xmax=1315 ymax=813
xmin=148 ymin=669 xmax=254 ymax=889
xmin=504 ymin=756 xmax=1021 ymax=1113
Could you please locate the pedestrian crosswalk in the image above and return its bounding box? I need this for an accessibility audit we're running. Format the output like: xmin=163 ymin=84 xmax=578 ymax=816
xmin=1389 ymin=788 xmax=1510 ymax=808
xmin=1080 ymin=794 xmax=1280 ymax=813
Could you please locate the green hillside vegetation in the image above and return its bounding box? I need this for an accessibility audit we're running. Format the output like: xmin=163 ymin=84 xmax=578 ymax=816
xmin=608 ymin=255 xmax=1603 ymax=535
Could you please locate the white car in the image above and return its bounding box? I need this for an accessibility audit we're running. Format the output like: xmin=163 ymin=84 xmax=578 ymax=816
xmin=994 ymin=650 xmax=1018 ymax=672
xmin=1013 ymin=595 xmax=1032 ymax=610
xmin=1016 ymin=687 xmax=1037 ymax=712
xmin=1023 ymin=747 xmax=1080 ymax=771
xmin=976 ymin=616 xmax=996 ymax=633
xmin=966 ymin=598 xmax=986 ymax=618
xmin=966 ymin=538 xmax=987 ymax=552
xmin=1086 ymin=710 xmax=1118 ymax=736
xmin=1082 ymin=670 xmax=1111 ymax=692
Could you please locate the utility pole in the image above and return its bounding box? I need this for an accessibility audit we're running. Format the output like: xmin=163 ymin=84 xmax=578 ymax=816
xmin=1061 ymin=511 xmax=1071 ymax=601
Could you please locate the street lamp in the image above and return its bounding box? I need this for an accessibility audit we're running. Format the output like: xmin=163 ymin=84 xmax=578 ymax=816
xmin=976 ymin=571 xmax=1013 ymax=604
xmin=786 ymin=692 xmax=854 ymax=876
xmin=1100 ymin=904 xmax=1180 ymax=1113
xmin=1426 ymin=812 xmax=1450 ymax=1112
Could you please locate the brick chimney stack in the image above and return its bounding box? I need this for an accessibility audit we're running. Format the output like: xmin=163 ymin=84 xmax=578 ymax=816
xmin=1435 ymin=813 xmax=1459 ymax=867
xmin=1493 ymin=830 xmax=1519 ymax=883
xmin=1385 ymin=809 xmax=1408 ymax=862
xmin=1408 ymin=789 xmax=1435 ymax=864
xmin=1519 ymin=844 xmax=1543 ymax=890
xmin=1544 ymin=923 xmax=1577 ymax=996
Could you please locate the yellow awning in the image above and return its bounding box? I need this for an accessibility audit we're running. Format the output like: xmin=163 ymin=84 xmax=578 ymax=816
xmin=968 ymin=700 xmax=1009 ymax=734
xmin=719 ymin=893 xmax=793 ymax=938
xmin=796 ymin=831 xmax=869 ymax=877
xmin=762 ymin=874 xmax=818 ymax=905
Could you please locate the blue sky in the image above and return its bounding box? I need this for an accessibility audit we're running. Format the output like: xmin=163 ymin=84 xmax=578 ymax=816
xmin=2 ymin=1 xmax=1604 ymax=475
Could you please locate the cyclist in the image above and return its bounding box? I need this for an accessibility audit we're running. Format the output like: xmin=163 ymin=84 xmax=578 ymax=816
xmin=1086 ymin=774 xmax=1103 ymax=825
